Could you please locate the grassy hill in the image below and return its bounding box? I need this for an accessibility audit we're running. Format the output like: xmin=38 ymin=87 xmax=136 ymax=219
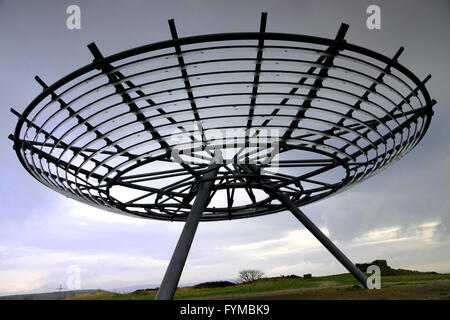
xmin=67 ymin=272 xmax=450 ymax=300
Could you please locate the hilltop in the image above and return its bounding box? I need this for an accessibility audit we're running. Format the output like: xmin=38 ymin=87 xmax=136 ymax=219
xmin=67 ymin=270 xmax=450 ymax=300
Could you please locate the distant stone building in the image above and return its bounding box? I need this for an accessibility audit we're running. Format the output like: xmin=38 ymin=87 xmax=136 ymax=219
xmin=356 ymin=259 xmax=395 ymax=276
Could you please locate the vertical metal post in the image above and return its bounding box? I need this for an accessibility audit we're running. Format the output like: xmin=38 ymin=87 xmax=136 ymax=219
xmin=273 ymin=191 xmax=368 ymax=288
xmin=155 ymin=165 xmax=219 ymax=300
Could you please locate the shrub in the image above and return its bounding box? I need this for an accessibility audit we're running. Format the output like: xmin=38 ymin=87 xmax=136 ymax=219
xmin=238 ymin=270 xmax=265 ymax=283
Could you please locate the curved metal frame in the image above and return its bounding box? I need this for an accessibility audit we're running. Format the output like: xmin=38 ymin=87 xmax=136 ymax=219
xmin=9 ymin=12 xmax=436 ymax=298
xmin=10 ymin=21 xmax=435 ymax=220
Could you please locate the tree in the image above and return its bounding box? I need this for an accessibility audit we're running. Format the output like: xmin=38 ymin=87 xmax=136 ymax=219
xmin=238 ymin=269 xmax=265 ymax=283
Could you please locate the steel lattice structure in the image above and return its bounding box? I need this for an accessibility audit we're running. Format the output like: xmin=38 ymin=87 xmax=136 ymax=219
xmin=10 ymin=13 xmax=435 ymax=299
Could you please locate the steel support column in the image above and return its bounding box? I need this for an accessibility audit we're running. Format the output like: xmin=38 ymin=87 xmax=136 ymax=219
xmin=155 ymin=165 xmax=219 ymax=300
xmin=272 ymin=191 xmax=368 ymax=288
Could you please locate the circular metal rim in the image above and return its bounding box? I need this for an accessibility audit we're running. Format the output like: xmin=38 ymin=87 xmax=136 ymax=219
xmin=13 ymin=32 xmax=433 ymax=150
xmin=12 ymin=31 xmax=435 ymax=221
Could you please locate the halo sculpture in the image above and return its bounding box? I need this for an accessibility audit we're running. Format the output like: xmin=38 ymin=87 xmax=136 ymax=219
xmin=10 ymin=13 xmax=435 ymax=299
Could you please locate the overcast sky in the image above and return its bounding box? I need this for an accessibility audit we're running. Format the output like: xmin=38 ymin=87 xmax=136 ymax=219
xmin=0 ymin=0 xmax=449 ymax=295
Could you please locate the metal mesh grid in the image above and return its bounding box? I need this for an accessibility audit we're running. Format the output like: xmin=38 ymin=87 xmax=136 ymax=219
xmin=10 ymin=17 xmax=435 ymax=221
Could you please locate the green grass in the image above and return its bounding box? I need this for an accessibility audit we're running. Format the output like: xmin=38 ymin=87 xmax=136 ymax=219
xmin=309 ymin=272 xmax=450 ymax=285
xmin=173 ymin=277 xmax=319 ymax=299
xmin=67 ymin=272 xmax=450 ymax=300
xmin=74 ymin=277 xmax=319 ymax=300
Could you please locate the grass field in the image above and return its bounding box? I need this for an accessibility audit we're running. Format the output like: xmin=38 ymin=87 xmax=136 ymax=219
xmin=67 ymin=272 xmax=450 ymax=300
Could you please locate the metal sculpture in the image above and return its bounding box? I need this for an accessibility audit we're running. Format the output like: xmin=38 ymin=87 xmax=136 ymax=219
xmin=9 ymin=13 xmax=435 ymax=299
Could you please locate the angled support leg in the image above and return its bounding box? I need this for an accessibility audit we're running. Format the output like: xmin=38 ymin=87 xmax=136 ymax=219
xmin=271 ymin=191 xmax=368 ymax=288
xmin=155 ymin=164 xmax=219 ymax=300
